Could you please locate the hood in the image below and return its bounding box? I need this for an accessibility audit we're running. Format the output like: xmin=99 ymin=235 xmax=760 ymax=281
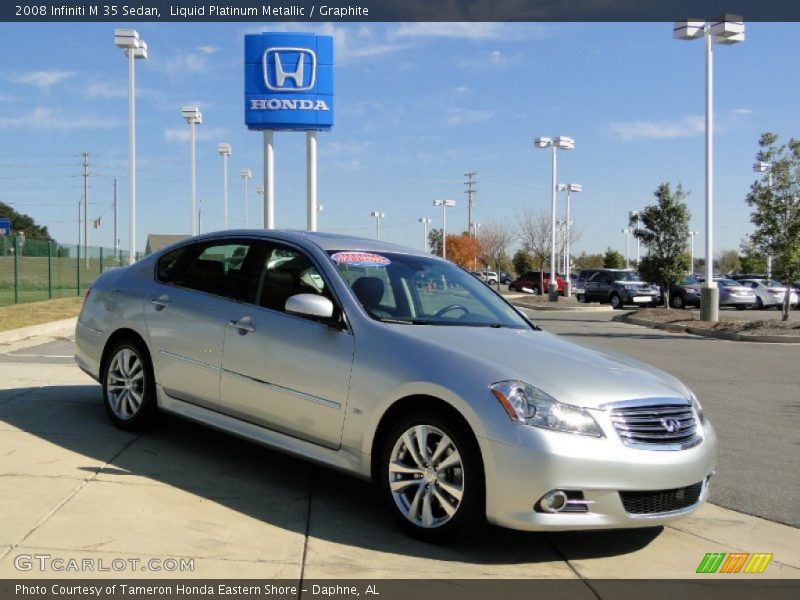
xmin=389 ymin=325 xmax=690 ymax=409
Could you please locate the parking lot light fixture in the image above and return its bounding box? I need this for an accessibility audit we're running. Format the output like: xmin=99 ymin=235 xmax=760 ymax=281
xmin=753 ymin=161 xmax=773 ymax=276
xmin=240 ymin=168 xmax=252 ymax=228
xmin=371 ymin=211 xmax=385 ymax=240
xmin=256 ymin=186 xmax=264 ymax=228
xmin=689 ymin=230 xmax=699 ymax=274
xmin=419 ymin=217 xmax=432 ymax=252
xmin=535 ymin=136 xmax=575 ymax=301
xmin=115 ymin=28 xmax=147 ymax=264
xmin=673 ymin=14 xmax=745 ymax=322
xmin=217 ymin=143 xmax=231 ymax=229
xmin=622 ymin=228 xmax=633 ymax=269
xmin=433 ymin=199 xmax=456 ymax=259
xmin=182 ymin=106 xmax=202 ymax=235
xmin=558 ymin=183 xmax=582 ymax=294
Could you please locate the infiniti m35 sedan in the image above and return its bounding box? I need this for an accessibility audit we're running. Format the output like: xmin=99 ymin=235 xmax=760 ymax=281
xmin=75 ymin=230 xmax=716 ymax=541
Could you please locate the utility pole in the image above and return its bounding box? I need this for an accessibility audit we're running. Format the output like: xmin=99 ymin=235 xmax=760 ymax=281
xmin=82 ymin=152 xmax=89 ymax=268
xmin=113 ymin=178 xmax=119 ymax=261
xmin=464 ymin=171 xmax=476 ymax=234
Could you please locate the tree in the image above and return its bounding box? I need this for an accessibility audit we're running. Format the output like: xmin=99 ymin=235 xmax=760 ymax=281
xmin=573 ymin=251 xmax=604 ymax=270
xmin=516 ymin=207 xmax=552 ymax=286
xmin=477 ymin=220 xmax=513 ymax=291
xmin=603 ymin=247 xmax=625 ymax=269
xmin=512 ymin=249 xmax=535 ymax=276
xmin=739 ymin=238 xmax=767 ymax=274
xmin=0 ymin=201 xmax=52 ymax=242
xmin=427 ymin=228 xmax=443 ymax=257
xmin=632 ymin=183 xmax=691 ymax=307
xmin=445 ymin=234 xmax=481 ymax=269
xmin=745 ymin=132 xmax=800 ymax=321
xmin=716 ymin=249 xmax=741 ymax=275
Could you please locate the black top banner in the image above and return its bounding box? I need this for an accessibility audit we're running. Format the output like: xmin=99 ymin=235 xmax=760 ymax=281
xmin=2 ymin=0 xmax=800 ymax=23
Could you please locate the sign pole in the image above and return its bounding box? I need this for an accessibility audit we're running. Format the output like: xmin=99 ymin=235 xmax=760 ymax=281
xmin=307 ymin=131 xmax=317 ymax=231
xmin=264 ymin=130 xmax=275 ymax=229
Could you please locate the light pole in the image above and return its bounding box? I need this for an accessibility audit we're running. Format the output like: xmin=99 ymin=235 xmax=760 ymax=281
xmin=628 ymin=210 xmax=641 ymax=267
xmin=622 ymin=228 xmax=633 ymax=269
xmin=419 ymin=217 xmax=432 ymax=252
xmin=535 ymin=136 xmax=575 ymax=301
xmin=370 ymin=211 xmax=385 ymax=240
xmin=114 ymin=28 xmax=147 ymax=265
xmin=256 ymin=186 xmax=264 ymax=228
xmin=433 ymin=199 xmax=456 ymax=259
xmin=182 ymin=106 xmax=202 ymax=236
xmin=674 ymin=14 xmax=745 ymax=322
xmin=753 ymin=161 xmax=773 ymax=277
xmin=240 ymin=168 xmax=252 ymax=228
xmin=557 ymin=182 xmax=581 ymax=294
xmin=218 ymin=143 xmax=231 ymax=229
xmin=689 ymin=230 xmax=699 ymax=274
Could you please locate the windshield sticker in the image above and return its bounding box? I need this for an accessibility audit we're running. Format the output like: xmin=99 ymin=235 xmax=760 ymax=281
xmin=331 ymin=252 xmax=391 ymax=268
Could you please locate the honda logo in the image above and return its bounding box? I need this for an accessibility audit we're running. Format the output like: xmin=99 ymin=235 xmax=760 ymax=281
xmin=262 ymin=47 xmax=316 ymax=92
xmin=660 ymin=417 xmax=682 ymax=433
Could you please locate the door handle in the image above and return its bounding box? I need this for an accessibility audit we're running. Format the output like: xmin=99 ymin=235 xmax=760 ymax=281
xmin=150 ymin=296 xmax=171 ymax=309
xmin=230 ymin=319 xmax=255 ymax=333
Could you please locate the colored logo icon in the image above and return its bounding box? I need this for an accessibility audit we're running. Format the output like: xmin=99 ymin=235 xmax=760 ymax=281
xmin=696 ymin=552 xmax=772 ymax=574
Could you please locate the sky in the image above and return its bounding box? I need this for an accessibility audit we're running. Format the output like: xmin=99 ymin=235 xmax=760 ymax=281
xmin=0 ymin=21 xmax=798 ymax=259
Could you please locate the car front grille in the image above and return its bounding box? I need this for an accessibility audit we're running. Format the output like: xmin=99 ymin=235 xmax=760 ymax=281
xmin=609 ymin=402 xmax=699 ymax=449
xmin=620 ymin=482 xmax=703 ymax=515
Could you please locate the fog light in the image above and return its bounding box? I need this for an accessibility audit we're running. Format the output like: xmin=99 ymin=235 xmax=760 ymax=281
xmin=538 ymin=490 xmax=569 ymax=513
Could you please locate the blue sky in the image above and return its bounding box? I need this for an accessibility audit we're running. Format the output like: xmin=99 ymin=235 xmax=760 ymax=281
xmin=0 ymin=21 xmax=797 ymax=258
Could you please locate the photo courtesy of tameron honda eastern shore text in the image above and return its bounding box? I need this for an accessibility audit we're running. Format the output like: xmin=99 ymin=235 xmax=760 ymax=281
xmin=74 ymin=231 xmax=717 ymax=541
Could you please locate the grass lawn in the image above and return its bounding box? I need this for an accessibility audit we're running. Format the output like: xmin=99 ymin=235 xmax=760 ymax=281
xmin=0 ymin=297 xmax=84 ymax=332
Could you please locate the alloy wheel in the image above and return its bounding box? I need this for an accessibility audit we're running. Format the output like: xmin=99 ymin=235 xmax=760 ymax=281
xmin=106 ymin=348 xmax=145 ymax=420
xmin=388 ymin=425 xmax=464 ymax=529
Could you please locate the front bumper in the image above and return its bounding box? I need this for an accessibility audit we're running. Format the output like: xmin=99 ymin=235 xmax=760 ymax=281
xmin=480 ymin=415 xmax=717 ymax=531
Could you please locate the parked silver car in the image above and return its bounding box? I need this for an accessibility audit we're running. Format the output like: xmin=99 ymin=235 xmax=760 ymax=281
xmin=75 ymin=231 xmax=716 ymax=541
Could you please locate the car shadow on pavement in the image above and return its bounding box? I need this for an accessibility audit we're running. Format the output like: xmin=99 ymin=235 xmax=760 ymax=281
xmin=0 ymin=384 xmax=663 ymax=565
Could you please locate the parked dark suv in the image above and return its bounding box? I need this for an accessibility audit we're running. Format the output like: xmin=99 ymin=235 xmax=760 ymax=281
xmin=583 ymin=269 xmax=659 ymax=309
xmin=573 ymin=268 xmax=604 ymax=301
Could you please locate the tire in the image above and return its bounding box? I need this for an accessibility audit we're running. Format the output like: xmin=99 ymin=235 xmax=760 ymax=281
xmin=379 ymin=411 xmax=485 ymax=542
xmin=610 ymin=293 xmax=622 ymax=309
xmin=531 ymin=285 xmax=540 ymax=295
xmin=755 ymin=297 xmax=764 ymax=310
xmin=102 ymin=340 xmax=158 ymax=430
xmin=576 ymin=294 xmax=586 ymax=303
xmin=671 ymin=294 xmax=685 ymax=309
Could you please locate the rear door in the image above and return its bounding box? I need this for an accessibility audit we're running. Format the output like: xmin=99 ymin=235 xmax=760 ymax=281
xmin=219 ymin=241 xmax=354 ymax=449
xmin=144 ymin=239 xmax=252 ymax=410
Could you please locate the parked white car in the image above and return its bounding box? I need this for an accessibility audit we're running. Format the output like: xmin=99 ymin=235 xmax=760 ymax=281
xmin=739 ymin=279 xmax=799 ymax=310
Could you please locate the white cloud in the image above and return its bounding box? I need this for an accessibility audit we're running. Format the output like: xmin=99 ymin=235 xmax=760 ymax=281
xmin=458 ymin=49 xmax=521 ymax=69
xmin=607 ymin=115 xmax=705 ymax=141
xmin=447 ymin=108 xmax=495 ymax=126
xmin=198 ymin=46 xmax=218 ymax=55
xmin=84 ymin=80 xmax=128 ymax=99
xmin=0 ymin=106 xmax=121 ymax=130
xmin=9 ymin=70 xmax=75 ymax=89
xmin=153 ymin=50 xmax=209 ymax=77
xmin=164 ymin=125 xmax=227 ymax=143
xmin=732 ymin=108 xmax=753 ymax=115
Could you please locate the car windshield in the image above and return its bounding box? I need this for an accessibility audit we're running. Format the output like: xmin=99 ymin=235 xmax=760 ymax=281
xmin=330 ymin=251 xmax=531 ymax=328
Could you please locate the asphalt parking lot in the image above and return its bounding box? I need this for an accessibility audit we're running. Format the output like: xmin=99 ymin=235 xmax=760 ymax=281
xmin=0 ymin=315 xmax=798 ymax=581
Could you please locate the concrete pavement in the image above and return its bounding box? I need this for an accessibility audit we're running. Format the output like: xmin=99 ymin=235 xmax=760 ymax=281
xmin=0 ymin=322 xmax=798 ymax=581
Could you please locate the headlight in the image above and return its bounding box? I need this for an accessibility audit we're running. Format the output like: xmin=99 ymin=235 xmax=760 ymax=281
xmin=490 ymin=380 xmax=603 ymax=437
xmin=691 ymin=393 xmax=705 ymax=425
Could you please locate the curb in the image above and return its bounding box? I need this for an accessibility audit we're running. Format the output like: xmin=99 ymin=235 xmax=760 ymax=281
xmin=514 ymin=303 xmax=614 ymax=312
xmin=614 ymin=314 xmax=800 ymax=344
xmin=0 ymin=317 xmax=77 ymax=346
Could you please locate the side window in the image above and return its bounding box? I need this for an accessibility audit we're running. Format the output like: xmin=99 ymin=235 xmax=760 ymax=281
xmin=251 ymin=244 xmax=329 ymax=313
xmin=157 ymin=241 xmax=250 ymax=298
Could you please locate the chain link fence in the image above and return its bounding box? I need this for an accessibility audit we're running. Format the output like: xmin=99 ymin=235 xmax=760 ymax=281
xmin=0 ymin=237 xmax=141 ymax=307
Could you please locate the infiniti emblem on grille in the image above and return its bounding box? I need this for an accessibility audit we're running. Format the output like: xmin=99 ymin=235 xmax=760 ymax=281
xmin=661 ymin=417 xmax=681 ymax=433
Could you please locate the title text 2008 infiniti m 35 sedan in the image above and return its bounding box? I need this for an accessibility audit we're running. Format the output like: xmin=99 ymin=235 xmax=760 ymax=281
xmin=75 ymin=230 xmax=716 ymax=541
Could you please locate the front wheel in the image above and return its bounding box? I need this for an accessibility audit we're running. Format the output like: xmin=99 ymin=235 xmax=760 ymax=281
xmin=671 ymin=294 xmax=685 ymax=309
xmin=379 ymin=413 xmax=484 ymax=542
xmin=610 ymin=293 xmax=622 ymax=309
xmin=755 ymin=297 xmax=764 ymax=310
xmin=103 ymin=340 xmax=158 ymax=430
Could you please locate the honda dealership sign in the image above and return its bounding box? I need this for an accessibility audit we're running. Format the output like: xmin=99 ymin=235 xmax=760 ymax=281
xmin=244 ymin=32 xmax=334 ymax=131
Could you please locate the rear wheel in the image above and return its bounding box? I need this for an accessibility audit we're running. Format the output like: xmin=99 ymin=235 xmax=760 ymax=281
xmin=671 ymin=294 xmax=685 ymax=309
xmin=610 ymin=293 xmax=622 ymax=309
xmin=531 ymin=285 xmax=540 ymax=295
xmin=379 ymin=412 xmax=484 ymax=542
xmin=755 ymin=297 xmax=764 ymax=310
xmin=102 ymin=340 xmax=158 ymax=430
xmin=576 ymin=294 xmax=586 ymax=303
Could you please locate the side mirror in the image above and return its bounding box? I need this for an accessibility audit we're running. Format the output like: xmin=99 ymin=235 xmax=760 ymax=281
xmin=285 ymin=294 xmax=334 ymax=320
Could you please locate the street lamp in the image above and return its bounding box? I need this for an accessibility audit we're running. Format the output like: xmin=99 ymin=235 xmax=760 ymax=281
xmin=217 ymin=143 xmax=231 ymax=230
xmin=674 ymin=14 xmax=745 ymax=322
xmin=240 ymin=168 xmax=252 ymax=228
xmin=114 ymin=28 xmax=147 ymax=264
xmin=622 ymin=228 xmax=633 ymax=269
xmin=535 ymin=136 xmax=575 ymax=301
xmin=628 ymin=210 xmax=641 ymax=266
xmin=433 ymin=199 xmax=456 ymax=259
xmin=255 ymin=186 xmax=264 ymax=228
xmin=557 ymin=182 xmax=581 ymax=294
xmin=753 ymin=161 xmax=773 ymax=277
xmin=182 ymin=106 xmax=202 ymax=236
xmin=689 ymin=230 xmax=699 ymax=274
xmin=418 ymin=217 xmax=432 ymax=252
xmin=370 ymin=211 xmax=385 ymax=240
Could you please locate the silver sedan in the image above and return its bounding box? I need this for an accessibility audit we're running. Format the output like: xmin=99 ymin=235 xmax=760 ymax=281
xmin=75 ymin=231 xmax=716 ymax=541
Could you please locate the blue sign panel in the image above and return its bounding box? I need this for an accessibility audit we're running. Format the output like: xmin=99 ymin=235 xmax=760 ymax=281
xmin=244 ymin=32 xmax=334 ymax=131
xmin=0 ymin=217 xmax=10 ymax=237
